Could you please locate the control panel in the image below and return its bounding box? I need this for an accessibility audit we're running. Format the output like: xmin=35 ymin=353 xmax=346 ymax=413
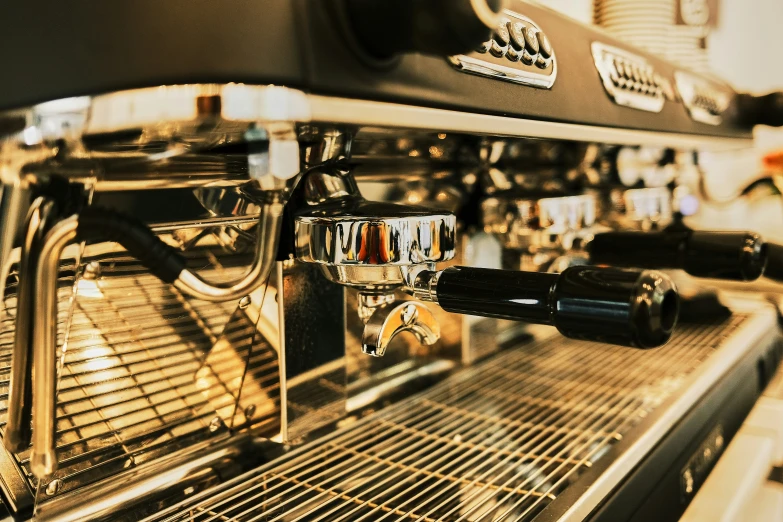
xmin=449 ymin=10 xmax=556 ymax=89
xmin=675 ymin=72 xmax=731 ymax=125
xmin=592 ymin=42 xmax=674 ymax=113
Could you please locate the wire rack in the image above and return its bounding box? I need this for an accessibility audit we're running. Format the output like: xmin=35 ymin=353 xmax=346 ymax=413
xmin=145 ymin=314 xmax=747 ymax=522
xmin=0 ymin=254 xmax=273 ymax=500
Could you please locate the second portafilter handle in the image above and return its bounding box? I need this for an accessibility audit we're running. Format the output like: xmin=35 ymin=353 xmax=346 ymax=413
xmin=411 ymin=265 xmax=679 ymax=349
xmin=586 ymin=228 xmax=767 ymax=281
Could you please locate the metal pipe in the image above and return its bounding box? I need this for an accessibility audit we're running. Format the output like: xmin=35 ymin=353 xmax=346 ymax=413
xmin=5 ymin=197 xmax=57 ymax=453
xmin=0 ymin=181 xmax=30 ymax=294
xmin=173 ymin=198 xmax=285 ymax=301
xmin=30 ymin=216 xmax=78 ymax=479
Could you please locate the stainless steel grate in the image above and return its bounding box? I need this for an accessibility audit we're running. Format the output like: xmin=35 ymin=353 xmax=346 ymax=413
xmin=0 ymin=253 xmax=275 ymax=501
xmin=145 ymin=315 xmax=747 ymax=522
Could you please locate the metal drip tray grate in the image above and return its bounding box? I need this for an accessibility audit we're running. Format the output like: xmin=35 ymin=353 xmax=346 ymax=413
xmin=146 ymin=315 xmax=747 ymax=522
xmin=0 ymin=254 xmax=270 ymax=500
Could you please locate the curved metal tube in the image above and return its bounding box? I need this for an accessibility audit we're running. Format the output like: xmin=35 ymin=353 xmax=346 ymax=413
xmin=173 ymin=199 xmax=285 ymax=301
xmin=5 ymin=198 xmax=57 ymax=454
xmin=361 ymin=299 xmax=441 ymax=357
xmin=31 ymin=216 xmax=78 ymax=479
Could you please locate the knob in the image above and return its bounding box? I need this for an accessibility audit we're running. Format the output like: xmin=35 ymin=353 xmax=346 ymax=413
xmin=735 ymin=92 xmax=783 ymax=128
xmin=587 ymin=229 xmax=767 ymax=281
xmin=344 ymin=0 xmax=503 ymax=59
xmin=413 ymin=265 xmax=679 ymax=349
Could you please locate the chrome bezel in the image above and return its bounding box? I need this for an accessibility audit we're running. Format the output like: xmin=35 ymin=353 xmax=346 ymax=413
xmin=674 ymin=71 xmax=732 ymax=126
xmin=592 ymin=42 xmax=665 ymax=113
xmin=448 ymin=11 xmax=557 ymax=90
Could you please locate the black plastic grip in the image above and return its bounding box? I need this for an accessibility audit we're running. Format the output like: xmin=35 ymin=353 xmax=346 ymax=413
xmin=735 ymin=92 xmax=783 ymax=128
xmin=587 ymin=230 xmax=767 ymax=281
xmin=764 ymin=243 xmax=783 ymax=283
xmin=435 ymin=265 xmax=678 ymax=349
xmin=76 ymin=207 xmax=186 ymax=284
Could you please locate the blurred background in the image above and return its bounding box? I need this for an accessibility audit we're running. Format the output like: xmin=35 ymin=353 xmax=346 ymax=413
xmin=545 ymin=0 xmax=783 ymax=242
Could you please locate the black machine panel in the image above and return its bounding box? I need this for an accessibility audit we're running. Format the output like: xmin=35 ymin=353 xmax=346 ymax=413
xmin=0 ymin=0 xmax=751 ymax=139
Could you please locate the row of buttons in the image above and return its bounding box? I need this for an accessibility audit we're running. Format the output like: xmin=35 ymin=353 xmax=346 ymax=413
xmin=476 ymin=18 xmax=552 ymax=70
xmin=607 ymin=57 xmax=664 ymax=96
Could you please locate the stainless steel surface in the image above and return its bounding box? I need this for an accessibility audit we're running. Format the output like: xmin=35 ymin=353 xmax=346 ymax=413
xmin=308 ymin=95 xmax=750 ymax=150
xmin=142 ymin=308 xmax=767 ymax=522
xmin=0 ymin=74 xmax=765 ymax=522
xmin=0 ymin=181 xmax=30 ymax=295
xmin=622 ymin=187 xmax=673 ymax=228
xmin=295 ymin=203 xmax=456 ymax=285
xmin=450 ymin=11 xmax=557 ymax=89
xmin=1 ymin=250 xmax=242 ymax=498
xmin=482 ymin=194 xmax=596 ymax=251
xmin=552 ymin=300 xmax=777 ymax=521
xmin=31 ymin=216 xmax=79 ymax=479
xmin=34 ymin=434 xmax=262 ymax=522
xmin=0 ymin=85 xmax=751 ymax=162
xmin=294 ymin=168 xmax=456 ymax=290
xmin=591 ymin=43 xmax=666 ymax=113
xmin=5 ymin=198 xmax=57 ymax=454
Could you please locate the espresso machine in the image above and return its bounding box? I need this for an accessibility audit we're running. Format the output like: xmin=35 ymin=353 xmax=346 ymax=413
xmin=0 ymin=1 xmax=781 ymax=521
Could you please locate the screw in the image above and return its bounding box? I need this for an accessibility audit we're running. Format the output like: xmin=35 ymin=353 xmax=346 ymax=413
xmin=45 ymin=479 xmax=63 ymax=496
xmin=715 ymin=434 xmax=724 ymax=450
xmin=209 ymin=416 xmax=223 ymax=433
xmin=244 ymin=404 xmax=256 ymax=420
xmin=239 ymin=295 xmax=252 ymax=309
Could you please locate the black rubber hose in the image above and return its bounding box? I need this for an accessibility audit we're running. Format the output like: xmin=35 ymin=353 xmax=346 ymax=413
xmin=76 ymin=207 xmax=186 ymax=284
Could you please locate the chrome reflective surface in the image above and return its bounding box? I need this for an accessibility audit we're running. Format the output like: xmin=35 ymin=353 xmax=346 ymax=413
xmin=674 ymin=71 xmax=732 ymax=126
xmin=5 ymin=197 xmax=57 ymax=454
xmin=141 ymin=306 xmax=775 ymax=522
xmin=361 ymin=299 xmax=441 ymax=357
xmin=31 ymin=217 xmax=79 ymax=479
xmin=622 ymin=187 xmax=673 ymax=229
xmin=295 ymin=203 xmax=456 ymax=269
xmin=482 ymin=194 xmax=596 ymax=251
xmin=450 ymin=11 xmax=557 ymax=90
xmin=0 ymin=80 xmax=769 ymax=522
xmin=591 ymin=43 xmax=666 ymax=113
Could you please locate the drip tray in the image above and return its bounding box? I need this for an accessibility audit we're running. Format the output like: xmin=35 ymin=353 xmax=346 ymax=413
xmin=144 ymin=312 xmax=764 ymax=522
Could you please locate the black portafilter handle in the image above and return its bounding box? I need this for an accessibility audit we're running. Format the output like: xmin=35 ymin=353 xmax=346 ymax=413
xmin=344 ymin=0 xmax=502 ymax=59
xmin=763 ymin=243 xmax=783 ymax=283
xmin=587 ymin=229 xmax=768 ymax=281
xmin=419 ymin=266 xmax=678 ymax=349
xmin=735 ymin=92 xmax=783 ymax=128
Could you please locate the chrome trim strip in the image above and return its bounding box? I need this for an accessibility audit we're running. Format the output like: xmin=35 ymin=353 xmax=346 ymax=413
xmin=554 ymin=299 xmax=777 ymax=521
xmin=307 ymin=95 xmax=752 ymax=150
xmin=1 ymin=85 xmax=753 ymax=155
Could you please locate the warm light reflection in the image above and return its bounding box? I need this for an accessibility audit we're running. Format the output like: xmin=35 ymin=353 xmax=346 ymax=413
xmin=84 ymin=357 xmax=117 ymax=372
xmin=76 ymin=279 xmax=105 ymax=299
xmin=81 ymin=346 xmax=113 ymax=360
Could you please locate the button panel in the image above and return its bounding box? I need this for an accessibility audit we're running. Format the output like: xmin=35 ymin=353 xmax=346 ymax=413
xmin=674 ymin=71 xmax=731 ymax=125
xmin=449 ymin=10 xmax=556 ymax=89
xmin=592 ymin=42 xmax=667 ymax=113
